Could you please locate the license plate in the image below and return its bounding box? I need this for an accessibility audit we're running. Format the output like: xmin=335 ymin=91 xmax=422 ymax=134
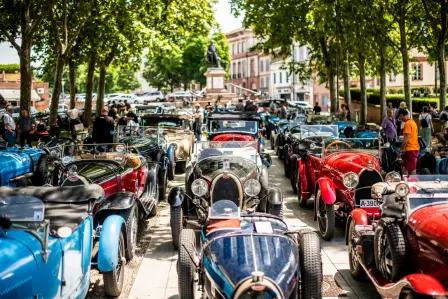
xmin=359 ymin=199 xmax=379 ymax=208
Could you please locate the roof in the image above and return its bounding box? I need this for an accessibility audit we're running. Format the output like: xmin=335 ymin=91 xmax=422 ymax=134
xmin=207 ymin=111 xmax=262 ymax=121
xmin=0 ymin=89 xmax=40 ymax=101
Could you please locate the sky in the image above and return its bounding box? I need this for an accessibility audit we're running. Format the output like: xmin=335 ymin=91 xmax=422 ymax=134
xmin=0 ymin=0 xmax=242 ymax=65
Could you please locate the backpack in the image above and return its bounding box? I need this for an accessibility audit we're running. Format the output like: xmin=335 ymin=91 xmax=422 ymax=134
xmin=420 ymin=114 xmax=429 ymax=128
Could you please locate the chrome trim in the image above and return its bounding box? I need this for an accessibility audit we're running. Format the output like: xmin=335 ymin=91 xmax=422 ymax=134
xmin=232 ymin=275 xmax=284 ymax=299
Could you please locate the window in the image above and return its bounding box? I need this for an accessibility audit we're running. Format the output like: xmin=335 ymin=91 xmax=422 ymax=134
xmin=266 ymin=59 xmax=270 ymax=71
xmin=274 ymin=73 xmax=276 ymax=84
xmin=437 ymin=68 xmax=440 ymax=80
xmin=389 ymin=72 xmax=396 ymax=82
xmin=242 ymin=42 xmax=245 ymax=52
xmin=322 ymin=95 xmax=328 ymax=108
xmin=232 ymin=44 xmax=235 ymax=55
xmin=413 ymin=64 xmax=423 ymax=81
xmin=261 ymin=78 xmax=264 ymax=88
xmin=266 ymin=77 xmax=270 ymax=88
xmin=299 ymin=47 xmax=304 ymax=61
xmin=286 ymin=72 xmax=289 ymax=83
xmin=280 ymin=72 xmax=283 ymax=84
xmin=242 ymin=60 xmax=246 ymax=77
xmin=238 ymin=62 xmax=241 ymax=76
xmin=250 ymin=59 xmax=254 ymax=73
xmin=237 ymin=43 xmax=240 ymax=54
xmin=260 ymin=60 xmax=264 ymax=72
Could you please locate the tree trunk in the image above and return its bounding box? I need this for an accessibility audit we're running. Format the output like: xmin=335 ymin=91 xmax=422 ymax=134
xmin=328 ymin=67 xmax=337 ymax=114
xmin=69 ymin=59 xmax=76 ymax=109
xmin=343 ymin=51 xmax=351 ymax=110
xmin=84 ymin=52 xmax=96 ymax=127
xmin=398 ymin=10 xmax=412 ymax=113
xmin=379 ymin=44 xmax=387 ymax=120
xmin=437 ymin=40 xmax=446 ymax=109
xmin=49 ymin=56 xmax=66 ymax=125
xmin=358 ymin=53 xmax=367 ymax=125
xmin=19 ymin=39 xmax=32 ymax=112
xmin=96 ymin=66 xmax=106 ymax=117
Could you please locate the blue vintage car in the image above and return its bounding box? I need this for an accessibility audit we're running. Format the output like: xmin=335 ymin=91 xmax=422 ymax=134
xmin=0 ymin=185 xmax=127 ymax=298
xmin=0 ymin=147 xmax=48 ymax=186
xmin=177 ymin=200 xmax=323 ymax=299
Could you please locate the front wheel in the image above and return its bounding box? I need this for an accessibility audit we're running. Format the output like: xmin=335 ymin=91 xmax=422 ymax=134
xmin=170 ymin=205 xmax=183 ymax=250
xmin=348 ymin=220 xmax=366 ymax=280
xmin=299 ymin=231 xmax=323 ymax=299
xmin=103 ymin=231 xmax=126 ymax=297
xmin=119 ymin=204 xmax=139 ymax=261
xmin=178 ymin=229 xmax=197 ymax=299
xmin=316 ymin=190 xmax=335 ymax=241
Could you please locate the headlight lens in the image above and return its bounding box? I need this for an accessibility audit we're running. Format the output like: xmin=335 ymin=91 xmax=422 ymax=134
xmin=48 ymin=163 xmax=55 ymax=172
xmin=395 ymin=183 xmax=409 ymax=198
xmin=343 ymin=172 xmax=359 ymax=189
xmin=50 ymin=150 xmax=57 ymax=157
xmin=371 ymin=184 xmax=386 ymax=198
xmin=191 ymin=179 xmax=208 ymax=197
xmin=385 ymin=171 xmax=401 ymax=183
xmin=244 ymin=179 xmax=261 ymax=197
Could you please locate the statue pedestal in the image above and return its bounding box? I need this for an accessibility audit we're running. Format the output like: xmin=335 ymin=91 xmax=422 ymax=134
xmin=205 ymin=68 xmax=227 ymax=94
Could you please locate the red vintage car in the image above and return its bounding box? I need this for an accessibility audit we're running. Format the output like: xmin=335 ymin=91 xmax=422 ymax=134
xmin=294 ymin=125 xmax=383 ymax=240
xmin=347 ymin=175 xmax=448 ymax=298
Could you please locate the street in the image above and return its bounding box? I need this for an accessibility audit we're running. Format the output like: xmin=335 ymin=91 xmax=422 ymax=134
xmin=128 ymin=152 xmax=381 ymax=299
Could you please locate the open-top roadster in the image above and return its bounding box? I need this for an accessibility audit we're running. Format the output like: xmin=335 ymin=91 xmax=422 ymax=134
xmin=347 ymin=175 xmax=448 ymax=298
xmin=292 ymin=125 xmax=383 ymax=240
xmin=177 ymin=200 xmax=323 ymax=299
xmin=168 ymin=141 xmax=282 ymax=249
xmin=0 ymin=185 xmax=127 ymax=297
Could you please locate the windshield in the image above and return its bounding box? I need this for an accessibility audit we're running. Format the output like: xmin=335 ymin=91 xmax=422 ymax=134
xmin=306 ymin=114 xmax=333 ymax=124
xmin=210 ymin=120 xmax=258 ymax=134
xmin=141 ymin=117 xmax=185 ymax=128
xmin=300 ymin=125 xmax=339 ymax=139
xmin=61 ymin=143 xmax=127 ymax=165
xmin=322 ymin=138 xmax=380 ymax=158
xmin=117 ymin=125 xmax=163 ymax=140
xmin=209 ymin=200 xmax=240 ymax=219
xmin=408 ymin=195 xmax=448 ymax=211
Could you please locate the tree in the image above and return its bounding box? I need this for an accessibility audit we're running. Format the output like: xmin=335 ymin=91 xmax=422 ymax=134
xmin=0 ymin=0 xmax=56 ymax=111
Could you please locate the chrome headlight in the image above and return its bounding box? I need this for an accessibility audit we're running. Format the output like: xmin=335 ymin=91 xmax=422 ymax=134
xmin=48 ymin=163 xmax=55 ymax=172
xmin=50 ymin=150 xmax=57 ymax=157
xmin=395 ymin=183 xmax=409 ymax=198
xmin=191 ymin=179 xmax=208 ymax=197
xmin=385 ymin=171 xmax=401 ymax=183
xmin=343 ymin=172 xmax=359 ymax=189
xmin=244 ymin=179 xmax=261 ymax=197
xmin=371 ymin=183 xmax=386 ymax=199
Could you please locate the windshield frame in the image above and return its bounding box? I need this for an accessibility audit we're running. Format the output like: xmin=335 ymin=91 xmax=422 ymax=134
xmin=300 ymin=125 xmax=339 ymax=140
xmin=209 ymin=119 xmax=258 ymax=134
xmin=321 ymin=137 xmax=381 ymax=159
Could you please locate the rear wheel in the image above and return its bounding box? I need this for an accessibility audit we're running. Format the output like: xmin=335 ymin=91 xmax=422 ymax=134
xmin=270 ymin=133 xmax=275 ymax=150
xmin=348 ymin=220 xmax=367 ymax=280
xmin=170 ymin=205 xmax=183 ymax=250
xmin=32 ymin=154 xmax=49 ymax=186
xmin=103 ymin=231 xmax=126 ymax=297
xmin=290 ymin=155 xmax=298 ymax=194
xmin=119 ymin=204 xmax=138 ymax=261
xmin=159 ymin=168 xmax=167 ymax=202
xmin=283 ymin=145 xmax=290 ymax=177
xmin=299 ymin=231 xmax=322 ymax=299
xmin=316 ymin=190 xmax=335 ymax=241
xmin=178 ymin=229 xmax=197 ymax=299
xmin=148 ymin=186 xmax=159 ymax=217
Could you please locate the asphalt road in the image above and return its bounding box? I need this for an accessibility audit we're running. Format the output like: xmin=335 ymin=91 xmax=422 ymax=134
xmin=128 ymin=152 xmax=381 ymax=299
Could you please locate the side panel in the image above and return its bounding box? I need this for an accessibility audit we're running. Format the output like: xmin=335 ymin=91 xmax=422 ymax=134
xmin=98 ymin=215 xmax=125 ymax=272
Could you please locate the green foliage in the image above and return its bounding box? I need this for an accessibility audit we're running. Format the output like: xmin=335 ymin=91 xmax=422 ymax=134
xmin=0 ymin=64 xmax=20 ymax=73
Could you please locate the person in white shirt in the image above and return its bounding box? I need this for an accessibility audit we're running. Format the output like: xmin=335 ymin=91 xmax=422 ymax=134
xmin=3 ymin=106 xmax=16 ymax=147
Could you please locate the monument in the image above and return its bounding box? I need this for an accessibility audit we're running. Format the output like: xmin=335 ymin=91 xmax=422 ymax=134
xmin=204 ymin=41 xmax=228 ymax=96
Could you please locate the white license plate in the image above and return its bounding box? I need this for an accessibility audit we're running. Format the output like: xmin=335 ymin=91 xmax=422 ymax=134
xmin=359 ymin=199 xmax=379 ymax=208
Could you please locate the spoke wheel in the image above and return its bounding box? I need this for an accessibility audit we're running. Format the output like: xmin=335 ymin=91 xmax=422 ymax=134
xmin=348 ymin=220 xmax=366 ymax=280
xmin=103 ymin=231 xmax=126 ymax=297
xmin=316 ymin=190 xmax=335 ymax=241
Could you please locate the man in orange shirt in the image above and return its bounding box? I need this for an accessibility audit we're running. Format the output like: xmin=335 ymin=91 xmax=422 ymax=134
xmin=398 ymin=109 xmax=419 ymax=175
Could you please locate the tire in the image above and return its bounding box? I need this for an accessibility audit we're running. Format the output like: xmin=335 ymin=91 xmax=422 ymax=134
xmin=178 ymin=229 xmax=197 ymax=299
xmin=268 ymin=203 xmax=283 ymax=218
xmin=149 ymin=185 xmax=159 ymax=217
xmin=32 ymin=154 xmax=49 ymax=186
xmin=290 ymin=155 xmax=298 ymax=194
xmin=297 ymin=166 xmax=307 ymax=207
xmin=283 ymin=145 xmax=290 ymax=177
xmin=316 ymin=190 xmax=335 ymax=241
xmin=167 ymin=151 xmax=176 ymax=180
xmin=170 ymin=205 xmax=183 ymax=250
xmin=176 ymin=161 xmax=187 ymax=174
xmin=119 ymin=204 xmax=139 ymax=261
xmin=270 ymin=133 xmax=275 ymax=150
xmin=299 ymin=231 xmax=322 ymax=299
xmin=103 ymin=231 xmax=126 ymax=297
xmin=348 ymin=220 xmax=367 ymax=280
xmin=374 ymin=219 xmax=406 ymax=282
xmin=159 ymin=168 xmax=167 ymax=202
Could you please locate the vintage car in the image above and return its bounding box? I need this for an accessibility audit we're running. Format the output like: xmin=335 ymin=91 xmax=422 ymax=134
xmin=139 ymin=113 xmax=194 ymax=173
xmin=347 ymin=175 xmax=448 ymax=298
xmin=271 ymin=115 xmax=308 ymax=158
xmin=0 ymin=147 xmax=48 ymax=187
xmin=205 ymin=111 xmax=261 ymax=142
xmin=177 ymin=200 xmax=323 ymax=299
xmin=117 ymin=125 xmax=177 ymax=199
xmin=292 ymin=125 xmax=383 ymax=240
xmin=168 ymin=141 xmax=282 ymax=249
xmin=0 ymin=185 xmax=126 ymax=297
xmin=55 ymin=143 xmax=158 ymax=261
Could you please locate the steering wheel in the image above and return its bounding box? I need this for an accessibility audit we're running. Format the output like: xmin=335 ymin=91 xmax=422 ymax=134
xmin=323 ymin=141 xmax=351 ymax=156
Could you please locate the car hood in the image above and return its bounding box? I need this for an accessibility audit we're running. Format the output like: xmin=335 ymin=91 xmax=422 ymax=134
xmin=212 ymin=133 xmax=255 ymax=142
xmin=408 ymin=203 xmax=448 ymax=248
xmin=324 ymin=152 xmax=380 ymax=174
xmin=204 ymin=234 xmax=297 ymax=298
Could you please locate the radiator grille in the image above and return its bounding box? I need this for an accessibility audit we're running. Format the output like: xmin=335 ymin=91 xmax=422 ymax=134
xmin=355 ymin=170 xmax=382 ymax=206
xmin=211 ymin=175 xmax=241 ymax=207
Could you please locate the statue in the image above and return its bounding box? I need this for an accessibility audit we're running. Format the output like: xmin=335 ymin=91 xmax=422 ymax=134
xmin=206 ymin=41 xmax=221 ymax=68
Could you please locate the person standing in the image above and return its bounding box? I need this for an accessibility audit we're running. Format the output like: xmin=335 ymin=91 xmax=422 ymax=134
xmin=18 ymin=109 xmax=36 ymax=147
xmin=192 ymin=104 xmax=203 ymax=141
xmin=313 ymin=102 xmax=322 ymax=115
xmin=124 ymin=100 xmax=131 ymax=111
xmin=398 ymin=109 xmax=419 ymax=175
xmin=381 ymin=109 xmax=397 ymax=142
xmin=395 ymin=102 xmax=409 ymax=136
xmin=244 ymin=100 xmax=257 ymax=112
xmin=3 ymin=106 xmax=16 ymax=147
xmin=92 ymin=106 xmax=115 ymax=143
xmin=279 ymin=102 xmax=288 ymax=119
xmin=235 ymin=99 xmax=244 ymax=111
xmin=338 ymin=104 xmax=347 ymax=120
xmin=419 ymin=106 xmax=433 ymax=151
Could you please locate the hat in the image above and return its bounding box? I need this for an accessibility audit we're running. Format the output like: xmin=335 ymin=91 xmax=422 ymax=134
xmin=118 ymin=102 xmax=125 ymax=107
xmin=195 ymin=103 xmax=200 ymax=107
xmin=399 ymin=101 xmax=407 ymax=108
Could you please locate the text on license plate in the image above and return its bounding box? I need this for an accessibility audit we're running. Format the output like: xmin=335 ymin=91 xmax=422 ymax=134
xmin=359 ymin=199 xmax=379 ymax=208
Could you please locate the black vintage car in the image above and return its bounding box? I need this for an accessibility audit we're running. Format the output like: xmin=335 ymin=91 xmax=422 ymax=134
xmin=167 ymin=141 xmax=283 ymax=249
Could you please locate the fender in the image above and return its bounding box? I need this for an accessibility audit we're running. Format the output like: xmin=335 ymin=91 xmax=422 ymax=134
xmin=314 ymin=178 xmax=336 ymax=221
xmin=97 ymin=215 xmax=125 ymax=272
xmin=168 ymin=186 xmax=186 ymax=208
xmin=345 ymin=209 xmax=370 ymax=245
xmin=267 ymin=187 xmax=283 ymax=205
xmin=299 ymin=158 xmax=312 ymax=200
xmin=96 ymin=192 xmax=137 ymax=216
